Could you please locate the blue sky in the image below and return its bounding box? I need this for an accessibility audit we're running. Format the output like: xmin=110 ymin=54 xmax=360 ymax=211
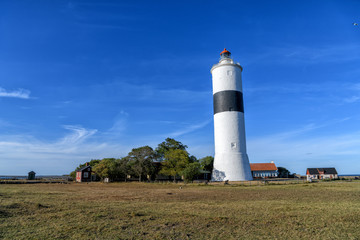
xmin=1 ymin=0 xmax=360 ymax=175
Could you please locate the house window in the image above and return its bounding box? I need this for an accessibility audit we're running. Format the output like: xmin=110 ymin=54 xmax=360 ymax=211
xmin=83 ymin=172 xmax=89 ymax=178
xmin=227 ymin=70 xmax=233 ymax=76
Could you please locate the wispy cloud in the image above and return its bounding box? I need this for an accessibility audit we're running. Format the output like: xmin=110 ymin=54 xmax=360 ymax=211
xmin=0 ymin=87 xmax=31 ymax=99
xmin=246 ymin=44 xmax=360 ymax=66
xmin=344 ymin=96 xmax=360 ymax=103
xmin=59 ymin=125 xmax=97 ymax=145
xmin=86 ymin=81 xmax=210 ymax=108
xmin=353 ymin=83 xmax=360 ymax=90
xmin=246 ymin=82 xmax=337 ymax=94
xmin=282 ymin=44 xmax=360 ymax=63
xmin=0 ymin=119 xmax=13 ymax=127
xmin=167 ymin=119 xmax=211 ymax=138
xmin=246 ymin=81 xmax=360 ymax=107
xmin=265 ymin=118 xmax=351 ymax=140
xmin=343 ymin=82 xmax=360 ymax=103
xmin=249 ymin=130 xmax=360 ymax=164
xmin=106 ymin=111 xmax=129 ymax=137
xmin=66 ymin=1 xmax=139 ymax=31
xmin=247 ymin=119 xmax=360 ymax=174
xmin=0 ymin=125 xmax=129 ymax=175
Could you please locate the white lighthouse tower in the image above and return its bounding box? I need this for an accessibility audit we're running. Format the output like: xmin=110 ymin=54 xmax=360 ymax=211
xmin=211 ymin=49 xmax=253 ymax=181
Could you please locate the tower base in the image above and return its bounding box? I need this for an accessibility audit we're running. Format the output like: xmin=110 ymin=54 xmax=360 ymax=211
xmin=211 ymin=152 xmax=253 ymax=181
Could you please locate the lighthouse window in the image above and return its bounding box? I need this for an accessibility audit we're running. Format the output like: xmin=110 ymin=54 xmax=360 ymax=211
xmin=231 ymin=142 xmax=237 ymax=149
xmin=227 ymin=70 xmax=233 ymax=76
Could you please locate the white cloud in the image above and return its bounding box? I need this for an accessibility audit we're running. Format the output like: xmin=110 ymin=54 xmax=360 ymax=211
xmin=105 ymin=111 xmax=129 ymax=137
xmin=0 ymin=119 xmax=12 ymax=127
xmin=247 ymin=122 xmax=360 ymax=174
xmin=246 ymin=44 xmax=360 ymax=66
xmin=0 ymin=125 xmax=98 ymax=155
xmin=167 ymin=119 xmax=211 ymax=138
xmin=0 ymin=125 xmax=128 ymax=175
xmin=0 ymin=87 xmax=31 ymax=99
xmin=343 ymin=83 xmax=360 ymax=103
xmin=344 ymin=96 xmax=360 ymax=103
xmin=60 ymin=125 xmax=98 ymax=145
xmin=353 ymin=83 xmax=360 ymax=90
xmin=283 ymin=44 xmax=360 ymax=63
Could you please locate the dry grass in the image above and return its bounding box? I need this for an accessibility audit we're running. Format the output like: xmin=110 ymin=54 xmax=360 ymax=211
xmin=1 ymin=181 xmax=360 ymax=239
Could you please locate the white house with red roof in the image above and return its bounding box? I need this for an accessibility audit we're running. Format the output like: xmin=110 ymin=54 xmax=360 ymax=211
xmin=250 ymin=162 xmax=278 ymax=178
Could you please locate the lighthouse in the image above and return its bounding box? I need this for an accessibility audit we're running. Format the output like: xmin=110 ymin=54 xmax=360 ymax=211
xmin=211 ymin=49 xmax=253 ymax=181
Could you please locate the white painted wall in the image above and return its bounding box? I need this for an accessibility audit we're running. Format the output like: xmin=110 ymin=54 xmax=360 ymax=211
xmin=211 ymin=59 xmax=242 ymax=94
xmin=211 ymin=57 xmax=253 ymax=181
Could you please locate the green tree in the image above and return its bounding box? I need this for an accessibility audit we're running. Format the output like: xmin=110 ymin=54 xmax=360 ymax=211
xmin=278 ymin=167 xmax=291 ymax=178
xmin=199 ymin=156 xmax=214 ymax=172
xmin=155 ymin=138 xmax=188 ymax=161
xmin=127 ymin=146 xmax=155 ymax=182
xmin=69 ymin=171 xmax=76 ymax=179
xmin=160 ymin=149 xmax=190 ymax=182
xmin=189 ymin=155 xmax=198 ymax=163
xmin=182 ymin=162 xmax=201 ymax=183
xmin=93 ymin=158 xmax=117 ymax=180
xmin=116 ymin=157 xmax=132 ymax=181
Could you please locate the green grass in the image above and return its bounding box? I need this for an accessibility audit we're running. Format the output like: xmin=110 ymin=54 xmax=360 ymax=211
xmin=1 ymin=181 xmax=360 ymax=239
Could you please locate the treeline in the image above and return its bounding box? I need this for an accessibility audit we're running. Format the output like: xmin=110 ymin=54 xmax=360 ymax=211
xmin=70 ymin=138 xmax=214 ymax=182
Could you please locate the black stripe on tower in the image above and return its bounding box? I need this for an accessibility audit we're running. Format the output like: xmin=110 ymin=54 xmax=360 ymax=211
xmin=213 ymin=90 xmax=244 ymax=114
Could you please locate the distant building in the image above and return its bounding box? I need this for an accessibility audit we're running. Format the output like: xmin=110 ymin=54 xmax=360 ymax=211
xmin=250 ymin=162 xmax=278 ymax=178
xmin=306 ymin=168 xmax=338 ymax=181
xmin=28 ymin=171 xmax=36 ymax=180
xmin=76 ymin=163 xmax=92 ymax=182
xmin=195 ymin=170 xmax=212 ymax=181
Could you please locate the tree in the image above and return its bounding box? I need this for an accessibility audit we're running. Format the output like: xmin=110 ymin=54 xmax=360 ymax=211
xmin=189 ymin=155 xmax=198 ymax=163
xmin=93 ymin=158 xmax=117 ymax=180
xmin=199 ymin=156 xmax=214 ymax=172
xmin=116 ymin=157 xmax=132 ymax=181
xmin=278 ymin=167 xmax=291 ymax=178
xmin=155 ymin=138 xmax=188 ymax=161
xmin=88 ymin=159 xmax=101 ymax=166
xmin=70 ymin=171 xmax=76 ymax=180
xmin=182 ymin=162 xmax=201 ymax=183
xmin=160 ymin=149 xmax=190 ymax=182
xmin=127 ymin=146 xmax=155 ymax=182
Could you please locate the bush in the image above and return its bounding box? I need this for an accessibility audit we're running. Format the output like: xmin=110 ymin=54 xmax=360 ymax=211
xmin=182 ymin=162 xmax=201 ymax=183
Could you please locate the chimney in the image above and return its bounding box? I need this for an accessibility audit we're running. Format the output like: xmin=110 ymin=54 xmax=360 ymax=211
xmin=86 ymin=162 xmax=89 ymax=166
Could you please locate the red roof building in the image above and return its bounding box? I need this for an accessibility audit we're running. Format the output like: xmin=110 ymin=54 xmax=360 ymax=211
xmin=250 ymin=162 xmax=278 ymax=178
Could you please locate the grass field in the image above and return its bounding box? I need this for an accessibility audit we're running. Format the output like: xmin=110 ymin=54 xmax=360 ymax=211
xmin=1 ymin=181 xmax=360 ymax=239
